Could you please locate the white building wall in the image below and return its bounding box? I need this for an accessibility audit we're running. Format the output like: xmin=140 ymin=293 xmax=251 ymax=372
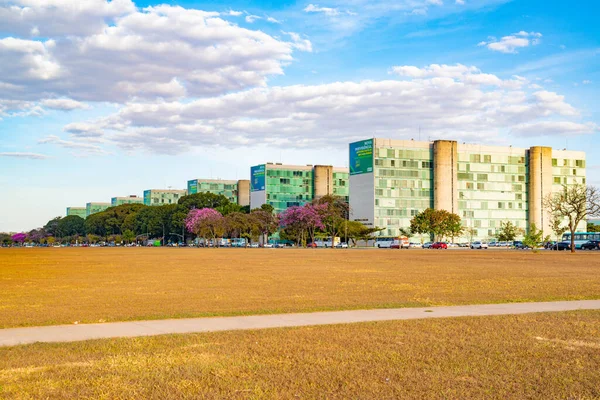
xmin=349 ymin=172 xmax=375 ymax=228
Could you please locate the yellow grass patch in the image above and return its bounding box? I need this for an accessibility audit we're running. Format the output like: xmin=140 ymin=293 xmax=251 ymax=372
xmin=0 ymin=311 xmax=599 ymax=398
xmin=1 ymin=248 xmax=599 ymax=328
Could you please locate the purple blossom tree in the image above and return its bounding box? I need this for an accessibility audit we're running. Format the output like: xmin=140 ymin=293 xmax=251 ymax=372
xmin=185 ymin=208 xmax=225 ymax=246
xmin=11 ymin=233 xmax=27 ymax=244
xmin=279 ymin=204 xmax=324 ymax=246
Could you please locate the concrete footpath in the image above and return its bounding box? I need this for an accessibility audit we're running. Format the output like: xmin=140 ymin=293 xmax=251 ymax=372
xmin=2 ymin=300 xmax=600 ymax=347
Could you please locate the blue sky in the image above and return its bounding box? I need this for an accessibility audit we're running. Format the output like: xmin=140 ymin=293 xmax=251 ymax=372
xmin=0 ymin=0 xmax=598 ymax=232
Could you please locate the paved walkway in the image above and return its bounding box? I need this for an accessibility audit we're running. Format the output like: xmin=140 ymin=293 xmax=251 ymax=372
xmin=2 ymin=300 xmax=599 ymax=347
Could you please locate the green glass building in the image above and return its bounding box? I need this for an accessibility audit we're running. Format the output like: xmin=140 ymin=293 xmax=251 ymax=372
xmin=66 ymin=207 xmax=87 ymax=219
xmin=143 ymin=189 xmax=187 ymax=206
xmin=349 ymin=138 xmax=586 ymax=240
xmin=86 ymin=202 xmax=111 ymax=217
xmin=250 ymin=163 xmax=349 ymax=214
xmin=111 ymin=196 xmax=144 ymax=207
xmin=187 ymin=179 xmax=250 ymax=206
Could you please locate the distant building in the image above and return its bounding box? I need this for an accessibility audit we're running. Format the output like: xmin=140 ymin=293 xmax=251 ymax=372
xmin=143 ymin=189 xmax=187 ymax=206
xmin=187 ymin=179 xmax=250 ymax=206
xmin=111 ymin=195 xmax=144 ymax=207
xmin=349 ymin=138 xmax=587 ymax=240
xmin=250 ymin=163 xmax=349 ymax=214
xmin=86 ymin=202 xmax=111 ymax=217
xmin=66 ymin=207 xmax=87 ymax=219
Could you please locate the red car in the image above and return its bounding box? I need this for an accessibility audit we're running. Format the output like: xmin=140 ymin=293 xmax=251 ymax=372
xmin=431 ymin=242 xmax=448 ymax=249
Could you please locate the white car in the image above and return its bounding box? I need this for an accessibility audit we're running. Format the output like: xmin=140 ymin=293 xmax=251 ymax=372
xmin=335 ymin=242 xmax=349 ymax=248
xmin=471 ymin=241 xmax=489 ymax=249
xmin=250 ymin=243 xmax=259 ymax=248
xmin=263 ymin=243 xmax=274 ymax=248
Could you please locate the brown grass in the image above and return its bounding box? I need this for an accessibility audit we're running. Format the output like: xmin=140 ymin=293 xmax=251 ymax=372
xmin=1 ymin=248 xmax=599 ymax=328
xmin=1 ymin=310 xmax=599 ymax=399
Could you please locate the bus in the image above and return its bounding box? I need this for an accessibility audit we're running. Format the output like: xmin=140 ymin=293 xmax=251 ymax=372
xmin=375 ymin=236 xmax=409 ymax=249
xmin=562 ymin=232 xmax=600 ymax=249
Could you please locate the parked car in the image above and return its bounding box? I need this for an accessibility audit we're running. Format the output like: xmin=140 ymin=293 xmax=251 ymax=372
xmin=431 ymin=242 xmax=448 ymax=249
xmin=459 ymin=243 xmax=470 ymax=248
xmin=513 ymin=241 xmax=529 ymax=249
xmin=422 ymin=242 xmax=433 ymax=249
xmin=471 ymin=241 xmax=488 ymax=249
xmin=409 ymin=242 xmax=422 ymax=248
xmin=551 ymin=242 xmax=571 ymax=251
xmin=335 ymin=242 xmax=349 ymax=248
xmin=250 ymin=243 xmax=259 ymax=248
xmin=581 ymin=240 xmax=600 ymax=250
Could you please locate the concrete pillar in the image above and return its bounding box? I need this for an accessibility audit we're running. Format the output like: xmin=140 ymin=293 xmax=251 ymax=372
xmin=433 ymin=140 xmax=458 ymax=214
xmin=313 ymin=165 xmax=334 ymax=200
xmin=237 ymin=180 xmax=250 ymax=206
xmin=528 ymin=146 xmax=553 ymax=236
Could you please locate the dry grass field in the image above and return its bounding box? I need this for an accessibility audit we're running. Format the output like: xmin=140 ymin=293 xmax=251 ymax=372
xmin=1 ymin=310 xmax=599 ymax=398
xmin=1 ymin=247 xmax=600 ymax=328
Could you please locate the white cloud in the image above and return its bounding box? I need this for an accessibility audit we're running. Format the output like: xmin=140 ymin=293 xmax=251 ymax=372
xmin=227 ymin=9 xmax=243 ymax=16
xmin=38 ymin=135 xmax=110 ymax=156
xmin=267 ymin=16 xmax=282 ymax=24
xmin=0 ymin=3 xmax=303 ymax=105
xmin=245 ymin=14 xmax=261 ymax=23
xmin=408 ymin=8 xmax=428 ymax=15
xmin=582 ymin=80 xmax=592 ymax=85
xmin=58 ymin=64 xmax=593 ymax=154
xmin=510 ymin=121 xmax=598 ymax=137
xmin=479 ymin=31 xmax=542 ymax=53
xmin=456 ymin=0 xmax=465 ymax=4
xmin=427 ymin=0 xmax=443 ymax=5
xmin=283 ymin=32 xmax=313 ymax=52
xmin=41 ymin=98 xmax=90 ymax=111
xmin=0 ymin=152 xmax=50 ymax=160
xmin=304 ymin=4 xmax=341 ymax=16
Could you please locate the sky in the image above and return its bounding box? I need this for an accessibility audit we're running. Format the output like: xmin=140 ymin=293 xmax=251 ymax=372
xmin=0 ymin=0 xmax=598 ymax=232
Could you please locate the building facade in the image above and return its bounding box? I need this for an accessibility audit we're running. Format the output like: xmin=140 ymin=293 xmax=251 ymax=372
xmin=143 ymin=189 xmax=187 ymax=206
xmin=111 ymin=195 xmax=144 ymax=207
xmin=66 ymin=207 xmax=87 ymax=219
xmin=187 ymin=179 xmax=250 ymax=206
xmin=349 ymin=138 xmax=586 ymax=240
xmin=86 ymin=202 xmax=111 ymax=217
xmin=250 ymin=163 xmax=349 ymax=214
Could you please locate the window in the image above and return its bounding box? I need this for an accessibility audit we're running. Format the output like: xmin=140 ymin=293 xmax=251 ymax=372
xmin=498 ymin=202 xmax=504 ymax=209
xmin=554 ymin=177 xmax=561 ymax=184
xmin=575 ymin=160 xmax=585 ymax=168
xmin=477 ymin=183 xmax=484 ymax=190
xmin=552 ymin=159 xmax=558 ymax=166
xmin=484 ymin=155 xmax=491 ymax=163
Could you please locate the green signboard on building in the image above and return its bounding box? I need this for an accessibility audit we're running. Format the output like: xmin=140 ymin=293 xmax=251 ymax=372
xmin=349 ymin=139 xmax=374 ymax=175
xmin=187 ymin=180 xmax=198 ymax=195
xmin=251 ymin=164 xmax=266 ymax=192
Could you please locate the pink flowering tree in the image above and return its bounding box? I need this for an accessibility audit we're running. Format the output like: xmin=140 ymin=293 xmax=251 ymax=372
xmin=185 ymin=208 xmax=225 ymax=246
xmin=279 ymin=204 xmax=324 ymax=246
xmin=11 ymin=232 xmax=27 ymax=244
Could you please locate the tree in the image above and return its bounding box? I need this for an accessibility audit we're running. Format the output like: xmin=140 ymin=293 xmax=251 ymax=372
xmin=409 ymin=208 xmax=463 ymax=242
xmin=11 ymin=233 xmax=27 ymax=244
xmin=497 ymin=221 xmax=523 ymax=242
xmin=522 ymin=223 xmax=546 ymax=252
xmin=587 ymin=223 xmax=600 ymax=233
xmin=225 ymin=212 xmax=251 ymax=240
xmin=57 ymin=215 xmax=86 ymax=237
xmin=313 ymin=195 xmax=350 ymax=246
xmin=549 ymin=212 xmax=568 ymax=244
xmin=185 ymin=208 xmax=225 ymax=245
xmin=345 ymin=221 xmax=382 ymax=247
xmin=178 ymin=192 xmax=231 ymax=211
xmin=544 ymin=185 xmax=600 ymax=253
xmin=279 ymin=205 xmax=323 ymax=246
xmin=122 ymin=230 xmax=135 ymax=244
xmin=43 ymin=217 xmax=62 ymax=237
xmin=251 ymin=209 xmax=279 ymax=245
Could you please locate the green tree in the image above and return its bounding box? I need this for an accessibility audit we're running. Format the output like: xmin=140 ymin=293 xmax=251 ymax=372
xmin=313 ymin=195 xmax=350 ymax=246
xmin=217 ymin=202 xmax=244 ymax=216
xmin=122 ymin=230 xmax=135 ymax=244
xmin=522 ymin=223 xmax=546 ymax=252
xmin=497 ymin=221 xmax=523 ymax=242
xmin=250 ymin=209 xmax=279 ymax=245
xmin=57 ymin=215 xmax=86 ymax=237
xmin=43 ymin=217 xmax=62 ymax=237
xmin=409 ymin=208 xmax=463 ymax=242
xmin=178 ymin=192 xmax=231 ymax=211
xmin=544 ymin=184 xmax=600 ymax=253
xmin=345 ymin=221 xmax=383 ymax=247
xmin=549 ymin=212 xmax=568 ymax=244
xmin=587 ymin=223 xmax=600 ymax=233
xmin=225 ymin=212 xmax=251 ymax=240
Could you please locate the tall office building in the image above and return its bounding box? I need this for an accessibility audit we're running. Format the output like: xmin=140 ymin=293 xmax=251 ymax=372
xmin=143 ymin=189 xmax=187 ymax=206
xmin=66 ymin=207 xmax=87 ymax=219
xmin=349 ymin=138 xmax=586 ymax=240
xmin=86 ymin=202 xmax=111 ymax=217
xmin=111 ymin=195 xmax=144 ymax=207
xmin=187 ymin=179 xmax=250 ymax=206
xmin=250 ymin=163 xmax=349 ymax=214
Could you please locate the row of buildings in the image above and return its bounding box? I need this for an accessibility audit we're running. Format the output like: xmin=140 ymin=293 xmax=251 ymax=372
xmin=67 ymin=138 xmax=587 ymax=240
